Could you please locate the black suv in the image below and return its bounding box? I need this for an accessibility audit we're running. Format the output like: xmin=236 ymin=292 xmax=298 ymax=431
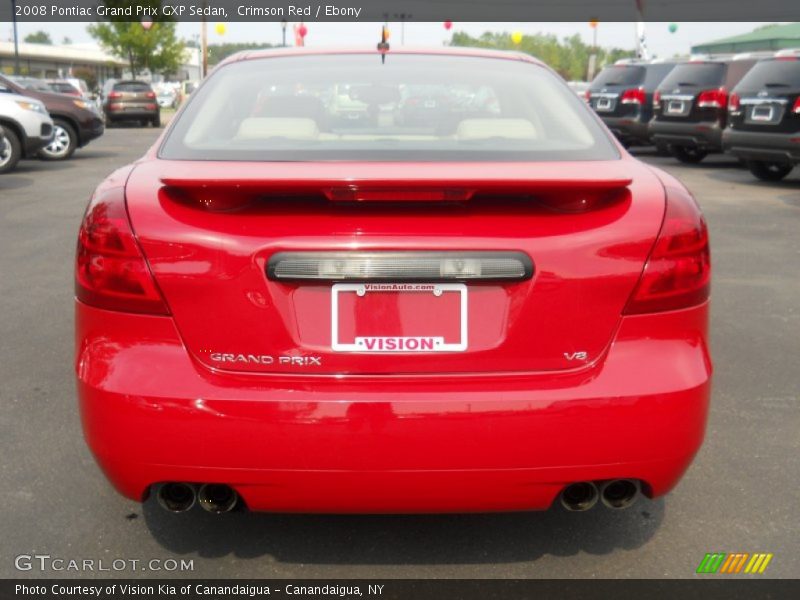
xmin=649 ymin=58 xmax=759 ymax=163
xmin=722 ymin=53 xmax=800 ymax=181
xmin=587 ymin=60 xmax=679 ymax=148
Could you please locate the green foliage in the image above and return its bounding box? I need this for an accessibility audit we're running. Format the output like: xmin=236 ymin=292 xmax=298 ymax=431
xmin=450 ymin=31 xmax=634 ymax=81
xmin=88 ymin=1 xmax=185 ymax=78
xmin=24 ymin=31 xmax=52 ymax=45
xmin=208 ymin=43 xmax=275 ymax=67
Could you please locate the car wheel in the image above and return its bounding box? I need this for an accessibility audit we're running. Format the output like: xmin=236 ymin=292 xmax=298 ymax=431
xmin=671 ymin=145 xmax=708 ymax=164
xmin=38 ymin=119 xmax=77 ymax=161
xmin=152 ymin=115 xmax=161 ymax=128
xmin=0 ymin=126 xmax=22 ymax=174
xmin=747 ymin=160 xmax=793 ymax=182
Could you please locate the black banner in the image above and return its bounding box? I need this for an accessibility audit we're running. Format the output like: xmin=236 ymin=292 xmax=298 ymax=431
xmin=2 ymin=580 xmax=800 ymax=600
xmin=1 ymin=0 xmax=800 ymax=23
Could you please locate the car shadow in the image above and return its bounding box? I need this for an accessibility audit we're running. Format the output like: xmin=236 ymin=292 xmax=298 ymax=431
xmin=0 ymin=174 xmax=34 ymax=191
xmin=142 ymin=496 xmax=665 ymax=564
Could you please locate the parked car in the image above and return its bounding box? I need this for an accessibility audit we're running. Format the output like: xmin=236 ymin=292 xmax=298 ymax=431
xmin=76 ymin=48 xmax=711 ymax=515
xmin=0 ymin=90 xmax=53 ymax=174
xmin=649 ymin=57 xmax=760 ymax=163
xmin=45 ymin=79 xmax=83 ymax=97
xmin=156 ymin=88 xmax=177 ymax=109
xmin=102 ymin=80 xmax=160 ymax=127
xmin=0 ymin=74 xmax=104 ymax=160
xmin=722 ymin=51 xmax=800 ymax=181
xmin=587 ymin=60 xmax=680 ymax=148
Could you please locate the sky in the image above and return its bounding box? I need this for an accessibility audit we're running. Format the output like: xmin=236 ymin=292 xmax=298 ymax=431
xmin=1 ymin=21 xmax=780 ymax=58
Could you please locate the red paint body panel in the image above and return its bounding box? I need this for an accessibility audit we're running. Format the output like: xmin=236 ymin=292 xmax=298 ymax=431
xmin=76 ymin=300 xmax=710 ymax=512
xmin=124 ymin=160 xmax=665 ymax=375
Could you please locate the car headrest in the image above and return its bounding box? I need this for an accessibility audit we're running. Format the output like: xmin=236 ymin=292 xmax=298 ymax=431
xmin=236 ymin=118 xmax=320 ymax=140
xmin=456 ymin=119 xmax=538 ymax=140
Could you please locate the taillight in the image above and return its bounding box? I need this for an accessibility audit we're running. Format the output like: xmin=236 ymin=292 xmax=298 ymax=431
xmin=108 ymin=91 xmax=122 ymax=99
xmin=76 ymin=188 xmax=169 ymax=315
xmin=697 ymin=87 xmax=728 ymax=109
xmin=621 ymin=86 xmax=646 ymax=105
xmin=653 ymin=90 xmax=662 ymax=110
xmin=793 ymin=97 xmax=800 ymax=114
xmin=728 ymin=92 xmax=741 ymax=113
xmin=146 ymin=91 xmax=156 ymax=99
xmin=624 ymin=184 xmax=710 ymax=315
xmin=584 ymin=89 xmax=591 ymax=103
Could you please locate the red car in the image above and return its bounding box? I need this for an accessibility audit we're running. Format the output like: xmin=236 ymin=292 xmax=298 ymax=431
xmin=75 ymin=48 xmax=711 ymax=515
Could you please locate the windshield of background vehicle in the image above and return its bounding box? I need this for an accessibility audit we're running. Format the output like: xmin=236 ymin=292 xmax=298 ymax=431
xmin=160 ymin=53 xmax=619 ymax=162
xmin=734 ymin=59 xmax=800 ymax=90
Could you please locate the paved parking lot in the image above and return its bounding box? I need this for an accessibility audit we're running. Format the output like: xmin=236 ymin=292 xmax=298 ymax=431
xmin=0 ymin=129 xmax=798 ymax=579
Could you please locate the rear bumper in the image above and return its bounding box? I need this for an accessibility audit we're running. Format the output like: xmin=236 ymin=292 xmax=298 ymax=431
xmin=722 ymin=129 xmax=800 ymax=164
xmin=649 ymin=119 xmax=723 ymax=150
xmin=75 ymin=301 xmax=712 ymax=513
xmin=105 ymin=108 xmax=159 ymax=121
xmin=601 ymin=116 xmax=650 ymax=145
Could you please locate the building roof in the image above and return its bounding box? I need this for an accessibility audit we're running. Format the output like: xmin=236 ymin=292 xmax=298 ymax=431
xmin=692 ymin=23 xmax=800 ymax=54
xmin=0 ymin=41 xmax=127 ymax=66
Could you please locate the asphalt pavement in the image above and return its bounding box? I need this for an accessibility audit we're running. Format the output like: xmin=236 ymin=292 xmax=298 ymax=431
xmin=0 ymin=129 xmax=798 ymax=579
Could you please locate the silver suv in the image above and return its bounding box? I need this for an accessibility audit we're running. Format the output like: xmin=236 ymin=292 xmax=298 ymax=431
xmin=0 ymin=90 xmax=54 ymax=174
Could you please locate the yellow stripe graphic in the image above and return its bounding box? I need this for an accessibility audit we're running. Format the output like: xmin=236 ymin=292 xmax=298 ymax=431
xmin=744 ymin=555 xmax=760 ymax=573
xmin=758 ymin=554 xmax=773 ymax=574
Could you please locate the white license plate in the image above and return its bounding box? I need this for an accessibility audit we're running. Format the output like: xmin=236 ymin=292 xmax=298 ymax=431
xmin=596 ymin=97 xmax=612 ymax=111
xmin=751 ymin=105 xmax=774 ymax=122
xmin=331 ymin=283 xmax=467 ymax=353
xmin=667 ymin=100 xmax=684 ymax=114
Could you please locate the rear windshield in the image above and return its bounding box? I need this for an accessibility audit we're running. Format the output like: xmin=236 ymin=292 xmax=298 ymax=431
xmin=642 ymin=64 xmax=677 ymax=89
xmin=591 ymin=65 xmax=645 ymax=87
xmin=734 ymin=59 xmax=800 ymax=91
xmin=160 ymin=54 xmax=618 ymax=162
xmin=114 ymin=82 xmax=152 ymax=92
xmin=658 ymin=63 xmax=725 ymax=89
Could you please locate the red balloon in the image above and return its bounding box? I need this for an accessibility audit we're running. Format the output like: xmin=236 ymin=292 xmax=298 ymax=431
xmin=298 ymin=24 xmax=308 ymax=38
xmin=444 ymin=21 xmax=453 ymax=31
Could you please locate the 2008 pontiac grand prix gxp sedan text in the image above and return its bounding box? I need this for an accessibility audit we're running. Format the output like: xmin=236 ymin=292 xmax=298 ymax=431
xmin=75 ymin=48 xmax=711 ymax=515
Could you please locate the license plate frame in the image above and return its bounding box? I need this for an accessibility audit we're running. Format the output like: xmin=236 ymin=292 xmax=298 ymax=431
xmin=331 ymin=282 xmax=468 ymax=353
xmin=667 ymin=100 xmax=685 ymax=115
xmin=751 ymin=105 xmax=774 ymax=122
xmin=595 ymin=97 xmax=612 ymax=111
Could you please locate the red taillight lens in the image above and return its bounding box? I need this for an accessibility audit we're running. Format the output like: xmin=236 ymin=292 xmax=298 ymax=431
xmin=146 ymin=91 xmax=156 ymax=99
xmin=697 ymin=87 xmax=728 ymax=109
xmin=621 ymin=86 xmax=646 ymax=105
xmin=793 ymin=97 xmax=800 ymax=114
xmin=624 ymin=185 xmax=710 ymax=315
xmin=728 ymin=92 xmax=741 ymax=113
xmin=584 ymin=89 xmax=591 ymax=103
xmin=653 ymin=90 xmax=662 ymax=109
xmin=108 ymin=91 xmax=122 ymax=99
xmin=76 ymin=189 xmax=169 ymax=315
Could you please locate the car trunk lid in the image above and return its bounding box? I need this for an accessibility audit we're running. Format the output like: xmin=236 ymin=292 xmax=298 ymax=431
xmin=125 ymin=160 xmax=666 ymax=375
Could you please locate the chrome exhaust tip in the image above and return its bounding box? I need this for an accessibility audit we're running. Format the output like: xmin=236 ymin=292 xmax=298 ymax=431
xmin=197 ymin=484 xmax=238 ymax=514
xmin=156 ymin=482 xmax=196 ymax=513
xmin=600 ymin=479 xmax=640 ymax=510
xmin=559 ymin=482 xmax=599 ymax=512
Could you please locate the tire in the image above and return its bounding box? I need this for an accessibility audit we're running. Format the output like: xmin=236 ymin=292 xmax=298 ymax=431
xmin=0 ymin=126 xmax=22 ymax=174
xmin=37 ymin=119 xmax=77 ymax=161
xmin=671 ymin=145 xmax=708 ymax=163
xmin=747 ymin=160 xmax=793 ymax=182
xmin=151 ymin=114 xmax=161 ymax=128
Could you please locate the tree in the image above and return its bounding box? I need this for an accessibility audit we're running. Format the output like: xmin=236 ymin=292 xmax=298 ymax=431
xmin=62 ymin=36 xmax=73 ymax=45
xmin=207 ymin=42 xmax=274 ymax=67
xmin=88 ymin=2 xmax=185 ymax=78
xmin=450 ymin=30 xmax=634 ymax=81
xmin=24 ymin=31 xmax=52 ymax=45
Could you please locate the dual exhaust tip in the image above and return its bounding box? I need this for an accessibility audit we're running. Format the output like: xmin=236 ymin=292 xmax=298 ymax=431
xmin=156 ymin=482 xmax=239 ymax=514
xmin=559 ymin=479 xmax=641 ymax=512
